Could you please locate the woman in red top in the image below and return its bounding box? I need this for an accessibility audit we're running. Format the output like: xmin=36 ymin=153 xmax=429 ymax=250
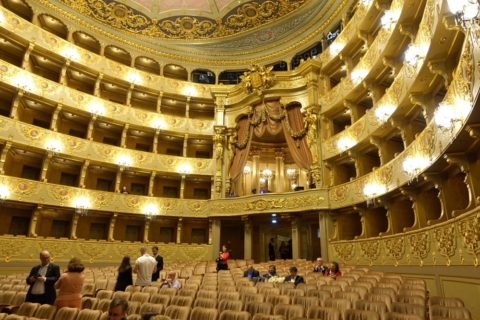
xmin=216 ymin=245 xmax=230 ymax=271
xmin=326 ymin=261 xmax=342 ymax=280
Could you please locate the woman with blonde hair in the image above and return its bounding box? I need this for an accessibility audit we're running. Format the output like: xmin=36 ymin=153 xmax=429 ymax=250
xmin=55 ymin=257 xmax=85 ymax=308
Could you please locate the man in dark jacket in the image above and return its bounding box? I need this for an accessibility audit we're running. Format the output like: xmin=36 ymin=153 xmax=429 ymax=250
xmin=26 ymin=250 xmax=60 ymax=305
xmin=151 ymin=246 xmax=164 ymax=282
xmin=284 ymin=266 xmax=305 ymax=287
xmin=243 ymin=265 xmax=260 ymax=279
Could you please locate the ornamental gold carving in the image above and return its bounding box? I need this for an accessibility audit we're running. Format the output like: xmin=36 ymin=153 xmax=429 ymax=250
xmin=384 ymin=237 xmax=405 ymax=261
xmin=240 ymin=65 xmax=275 ymax=95
xmin=333 ymin=243 xmax=355 ymax=261
xmin=409 ymin=232 xmax=430 ymax=262
xmin=434 ymin=224 xmax=456 ymax=263
xmin=360 ymin=241 xmax=380 ymax=262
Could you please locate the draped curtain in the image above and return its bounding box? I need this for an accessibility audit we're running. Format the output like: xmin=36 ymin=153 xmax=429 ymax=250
xmin=229 ymin=116 xmax=253 ymax=182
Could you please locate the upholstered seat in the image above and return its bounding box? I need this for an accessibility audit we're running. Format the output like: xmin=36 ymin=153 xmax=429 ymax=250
xmin=34 ymin=304 xmax=57 ymax=320
xmin=428 ymin=297 xmax=464 ymax=308
xmin=95 ymin=299 xmax=112 ymax=313
xmin=385 ymin=312 xmax=422 ymax=320
xmin=218 ymin=310 xmax=251 ymax=320
xmin=96 ymin=290 xmax=114 ymax=300
xmin=194 ymin=298 xmax=218 ymax=309
xmin=170 ymin=296 xmax=193 ymax=307
xmin=218 ymin=292 xmax=240 ymax=301
xmin=76 ymin=309 xmax=102 ymax=320
xmin=139 ymin=302 xmax=165 ymax=315
xmin=150 ymin=294 xmax=171 ymax=306
xmin=244 ymin=302 xmax=273 ymax=316
xmin=81 ymin=297 xmax=99 ymax=309
xmin=306 ymin=306 xmax=340 ymax=320
xmin=197 ymin=290 xmax=218 ymax=300
xmin=391 ymin=302 xmax=425 ymax=320
xmin=218 ymin=300 xmax=243 ymax=313
xmin=429 ymin=306 xmax=471 ymax=320
xmin=188 ymin=307 xmax=218 ymax=320
xmin=54 ymin=307 xmax=79 ymax=320
xmin=273 ymin=304 xmax=304 ymax=320
xmin=265 ymin=295 xmax=290 ymax=307
xmin=131 ymin=292 xmax=151 ymax=303
xmin=292 ymin=296 xmax=320 ymax=310
xmin=344 ymin=309 xmax=380 ymax=320
xmin=164 ymin=305 xmax=191 ymax=320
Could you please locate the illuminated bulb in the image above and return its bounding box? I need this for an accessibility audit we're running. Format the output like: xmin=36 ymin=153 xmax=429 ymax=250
xmin=402 ymin=155 xmax=430 ymax=175
xmin=0 ymin=184 xmax=10 ymax=200
xmin=375 ymin=104 xmax=396 ymax=121
xmin=286 ymin=168 xmax=297 ymax=179
xmin=329 ymin=42 xmax=345 ymax=55
xmin=183 ymin=86 xmax=197 ymax=97
xmin=116 ymin=154 xmax=132 ymax=168
xmin=447 ymin=0 xmax=480 ymax=19
xmin=262 ymin=168 xmax=273 ymax=178
xmin=178 ymin=163 xmax=192 ymax=174
xmin=87 ymin=101 xmax=105 ymax=116
xmin=12 ymin=74 xmax=35 ymax=91
xmin=45 ymin=139 xmax=63 ymax=153
xmin=73 ymin=196 xmax=90 ymax=215
xmin=243 ymin=165 xmax=251 ymax=174
xmin=404 ymin=44 xmax=422 ymax=66
xmin=434 ymin=102 xmax=456 ymax=128
xmin=351 ymin=68 xmax=368 ymax=83
xmin=363 ymin=182 xmax=387 ymax=198
xmin=381 ymin=10 xmax=400 ymax=29
xmin=62 ymin=47 xmax=80 ymax=61
xmin=359 ymin=0 xmax=372 ymax=6
xmin=337 ymin=136 xmax=356 ymax=151
xmin=0 ymin=11 xmax=5 ymax=24
xmin=126 ymin=72 xmax=141 ymax=84
xmin=152 ymin=118 xmax=166 ymax=130
xmin=143 ymin=203 xmax=159 ymax=217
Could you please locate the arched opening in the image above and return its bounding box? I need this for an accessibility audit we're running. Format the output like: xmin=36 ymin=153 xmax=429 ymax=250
xmin=38 ymin=14 xmax=68 ymax=39
xmin=163 ymin=64 xmax=188 ymax=81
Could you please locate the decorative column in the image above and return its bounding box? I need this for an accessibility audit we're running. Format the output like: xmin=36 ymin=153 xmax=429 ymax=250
xmin=318 ymin=211 xmax=330 ymax=261
xmin=50 ymin=104 xmax=62 ymax=131
xmin=176 ymin=218 xmax=183 ymax=244
xmin=0 ymin=141 xmax=12 ymax=174
xmin=144 ymin=217 xmax=151 ymax=243
xmin=40 ymin=153 xmax=52 ymax=182
xmin=28 ymin=206 xmax=41 ymax=238
xmin=93 ymin=73 xmax=103 ymax=97
xmin=108 ymin=213 xmax=117 ymax=241
xmin=10 ymin=90 xmax=24 ymax=119
xmin=78 ymin=160 xmax=90 ymax=188
xmin=120 ymin=124 xmax=129 ymax=148
xmin=252 ymin=149 xmax=260 ymax=193
xmin=211 ymin=218 xmax=221 ymax=259
xmin=305 ymin=105 xmax=322 ymax=187
xmin=275 ymin=149 xmax=284 ymax=192
xmin=21 ymin=43 xmax=35 ymax=71
xmin=185 ymin=97 xmax=190 ymax=118
xmin=148 ymin=171 xmax=156 ymax=196
xmin=152 ymin=130 xmax=160 ymax=153
xmin=213 ymin=126 xmax=226 ymax=198
xmin=291 ymin=215 xmax=300 ymax=259
xmin=242 ymin=216 xmax=252 ymax=260
xmin=156 ymin=92 xmax=163 ymax=113
xmin=183 ymin=134 xmax=188 ymax=157
xmin=180 ymin=175 xmax=186 ymax=199
xmin=70 ymin=213 xmax=80 ymax=240
xmin=58 ymin=60 xmax=70 ymax=85
xmin=86 ymin=115 xmax=97 ymax=140
xmin=114 ymin=168 xmax=123 ymax=193
xmin=126 ymin=83 xmax=134 ymax=106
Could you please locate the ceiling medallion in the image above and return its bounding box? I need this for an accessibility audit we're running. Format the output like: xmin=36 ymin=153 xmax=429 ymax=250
xmin=58 ymin=0 xmax=308 ymax=39
xmin=240 ymin=65 xmax=275 ymax=95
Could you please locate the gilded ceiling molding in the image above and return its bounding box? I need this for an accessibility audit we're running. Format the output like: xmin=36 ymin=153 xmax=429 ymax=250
xmin=58 ymin=0 xmax=307 ymax=39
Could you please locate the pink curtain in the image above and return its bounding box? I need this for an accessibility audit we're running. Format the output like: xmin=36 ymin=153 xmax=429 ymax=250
xmin=229 ymin=116 xmax=253 ymax=182
xmin=281 ymin=102 xmax=312 ymax=170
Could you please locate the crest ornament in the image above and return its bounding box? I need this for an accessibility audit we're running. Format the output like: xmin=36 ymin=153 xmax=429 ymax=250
xmin=240 ymin=65 xmax=275 ymax=95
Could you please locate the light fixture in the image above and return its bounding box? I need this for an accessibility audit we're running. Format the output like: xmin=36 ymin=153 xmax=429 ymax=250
xmin=116 ymin=154 xmax=132 ymax=170
xmin=0 ymin=184 xmax=10 ymax=203
xmin=447 ymin=0 xmax=480 ymax=28
xmin=402 ymin=155 xmax=430 ymax=176
xmin=87 ymin=101 xmax=105 ymax=116
xmin=262 ymin=168 xmax=273 ymax=179
xmin=272 ymin=213 xmax=277 ymax=217
xmin=286 ymin=168 xmax=297 ymax=180
xmin=350 ymin=68 xmax=368 ymax=83
xmin=336 ymin=136 xmax=356 ymax=151
xmin=12 ymin=74 xmax=35 ymax=91
xmin=126 ymin=72 xmax=141 ymax=85
xmin=434 ymin=102 xmax=457 ymax=128
xmin=152 ymin=118 xmax=166 ymax=130
xmin=375 ymin=104 xmax=396 ymax=122
xmin=381 ymin=10 xmax=400 ymax=29
xmin=183 ymin=86 xmax=197 ymax=97
xmin=243 ymin=165 xmax=252 ymax=174
xmin=0 ymin=10 xmax=5 ymax=24
xmin=329 ymin=42 xmax=345 ymax=56
xmin=73 ymin=196 xmax=90 ymax=216
xmin=359 ymin=0 xmax=372 ymax=6
xmin=271 ymin=218 xmax=278 ymax=224
xmin=62 ymin=47 xmax=80 ymax=61
xmin=143 ymin=203 xmax=159 ymax=218
xmin=363 ymin=182 xmax=387 ymax=198
xmin=45 ymin=139 xmax=63 ymax=154
xmin=404 ymin=44 xmax=424 ymax=66
xmin=178 ymin=163 xmax=192 ymax=174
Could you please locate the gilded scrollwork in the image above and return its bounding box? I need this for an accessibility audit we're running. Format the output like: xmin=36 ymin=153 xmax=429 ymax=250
xmin=408 ymin=232 xmax=430 ymax=262
xmin=434 ymin=224 xmax=456 ymax=263
xmin=384 ymin=237 xmax=405 ymax=261
xmin=333 ymin=243 xmax=355 ymax=261
xmin=240 ymin=65 xmax=275 ymax=95
xmin=360 ymin=240 xmax=380 ymax=262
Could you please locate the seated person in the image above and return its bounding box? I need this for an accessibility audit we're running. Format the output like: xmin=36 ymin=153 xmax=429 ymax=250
xmin=243 ymin=265 xmax=260 ymax=279
xmin=216 ymin=248 xmax=229 ymax=271
xmin=108 ymin=297 xmax=128 ymax=320
xmin=326 ymin=261 xmax=342 ymax=280
xmin=284 ymin=266 xmax=305 ymax=287
xmin=313 ymin=257 xmax=329 ymax=275
xmin=159 ymin=271 xmax=181 ymax=289
xmin=262 ymin=265 xmax=277 ymax=280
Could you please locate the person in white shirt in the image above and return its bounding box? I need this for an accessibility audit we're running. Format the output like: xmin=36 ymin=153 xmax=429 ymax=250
xmin=160 ymin=271 xmax=181 ymax=289
xmin=133 ymin=246 xmax=157 ymax=286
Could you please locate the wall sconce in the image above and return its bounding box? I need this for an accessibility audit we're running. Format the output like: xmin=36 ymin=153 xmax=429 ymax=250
xmin=374 ymin=104 xmax=396 ymax=122
xmin=337 ymin=136 xmax=356 ymax=151
xmin=73 ymin=196 xmax=90 ymax=216
xmin=404 ymin=44 xmax=425 ymax=66
xmin=447 ymin=0 xmax=480 ymax=28
xmin=359 ymin=0 xmax=372 ymax=6
xmin=286 ymin=168 xmax=298 ymax=180
xmin=363 ymin=182 xmax=387 ymax=198
xmin=143 ymin=203 xmax=159 ymax=218
xmin=262 ymin=168 xmax=273 ymax=179
xmin=183 ymin=86 xmax=197 ymax=97
xmin=434 ymin=102 xmax=458 ymax=129
xmin=152 ymin=118 xmax=166 ymax=130
xmin=87 ymin=101 xmax=105 ymax=116
xmin=126 ymin=72 xmax=142 ymax=85
xmin=243 ymin=165 xmax=252 ymax=174
xmin=402 ymin=155 xmax=430 ymax=177
xmin=350 ymin=68 xmax=368 ymax=84
xmin=45 ymin=139 xmax=63 ymax=154
xmin=0 ymin=10 xmax=5 ymax=24
xmin=329 ymin=42 xmax=345 ymax=56
xmin=12 ymin=74 xmax=35 ymax=92
xmin=116 ymin=154 xmax=132 ymax=170
xmin=178 ymin=163 xmax=192 ymax=174
xmin=0 ymin=184 xmax=10 ymax=203
xmin=62 ymin=47 xmax=80 ymax=61
xmin=381 ymin=10 xmax=400 ymax=29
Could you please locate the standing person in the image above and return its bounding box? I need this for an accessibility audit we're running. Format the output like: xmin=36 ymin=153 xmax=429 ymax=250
xmin=26 ymin=250 xmax=60 ymax=305
xmin=133 ymin=246 xmax=157 ymax=287
xmin=313 ymin=257 xmax=329 ymax=275
xmin=279 ymin=241 xmax=289 ymax=260
xmin=55 ymin=257 xmax=85 ymax=308
xmin=268 ymin=238 xmax=276 ymax=261
xmin=151 ymin=246 xmax=164 ymax=282
xmin=114 ymin=256 xmax=133 ymax=291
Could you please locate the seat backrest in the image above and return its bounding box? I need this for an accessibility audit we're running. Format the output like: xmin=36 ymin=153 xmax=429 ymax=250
xmin=334 ymin=292 xmax=361 ymax=303
xmin=171 ymin=296 xmax=193 ymax=307
xmin=355 ymin=300 xmax=388 ymax=316
xmin=273 ymin=304 xmax=304 ymax=320
xmin=54 ymin=307 xmax=79 ymax=320
xmin=395 ymin=295 xmax=424 ymax=305
xmin=82 ymin=283 xmax=96 ymax=296
xmin=324 ymin=298 xmax=352 ymax=311
xmin=95 ymin=279 xmax=108 ymax=291
xmin=125 ymin=285 xmax=142 ymax=293
xmin=178 ymin=289 xmax=197 ymax=298
xmin=112 ymin=291 xmax=131 ymax=301
xmin=77 ymin=309 xmax=102 ymax=320
xmin=306 ymin=290 xmax=331 ymax=302
xmin=292 ymin=296 xmax=320 ymax=311
xmin=201 ymin=285 xmax=218 ymax=292
xmin=344 ymin=286 xmax=368 ymax=299
xmin=81 ymin=297 xmax=99 ymax=309
xmin=244 ymin=302 xmax=273 ymax=316
xmin=283 ymin=289 xmax=304 ymax=298
xmin=197 ymin=290 xmax=218 ymax=300
xmin=344 ymin=309 xmax=380 ymax=320
xmin=151 ymin=316 xmax=173 ymax=320
xmin=385 ymin=312 xmax=422 ymax=320
xmin=242 ymin=293 xmax=264 ymax=304
xmin=398 ymin=290 xmax=425 ymax=299
xmin=218 ymin=299 xmax=243 ymax=312
xmin=10 ymin=292 xmax=26 ymax=306
xmin=218 ymin=292 xmax=240 ymax=301
xmin=139 ymin=302 xmax=165 ymax=315
xmin=392 ymin=302 xmax=425 ymax=320
xmin=194 ymin=298 xmax=218 ymax=309
xmin=96 ymin=290 xmax=114 ymax=300
xmin=265 ymin=295 xmax=290 ymax=306
xmin=95 ymin=299 xmax=113 ymax=313
xmin=365 ymin=294 xmax=392 ymax=311
xmin=131 ymin=292 xmax=150 ymax=303
xmin=218 ymin=310 xmax=251 ymax=320
xmin=429 ymin=305 xmax=471 ymax=320
xmin=143 ymin=287 xmax=159 ymax=295
xmin=251 ymin=316 xmax=285 ymax=320
xmin=34 ymin=304 xmax=57 ymax=320
xmin=150 ymin=294 xmax=171 ymax=305
xmin=189 ymin=307 xmax=218 ymax=320
xmin=0 ymin=291 xmax=16 ymax=305
xmin=258 ymin=288 xmax=281 ymax=296
xmin=428 ymin=297 xmax=464 ymax=308
xmin=127 ymin=301 xmax=140 ymax=315
xmin=306 ymin=306 xmax=340 ymax=320
xmin=371 ymin=287 xmax=396 ymax=301
xmin=159 ymin=288 xmax=178 ymax=297
xmin=164 ymin=305 xmax=191 ymax=320
xmin=16 ymin=302 xmax=39 ymax=317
